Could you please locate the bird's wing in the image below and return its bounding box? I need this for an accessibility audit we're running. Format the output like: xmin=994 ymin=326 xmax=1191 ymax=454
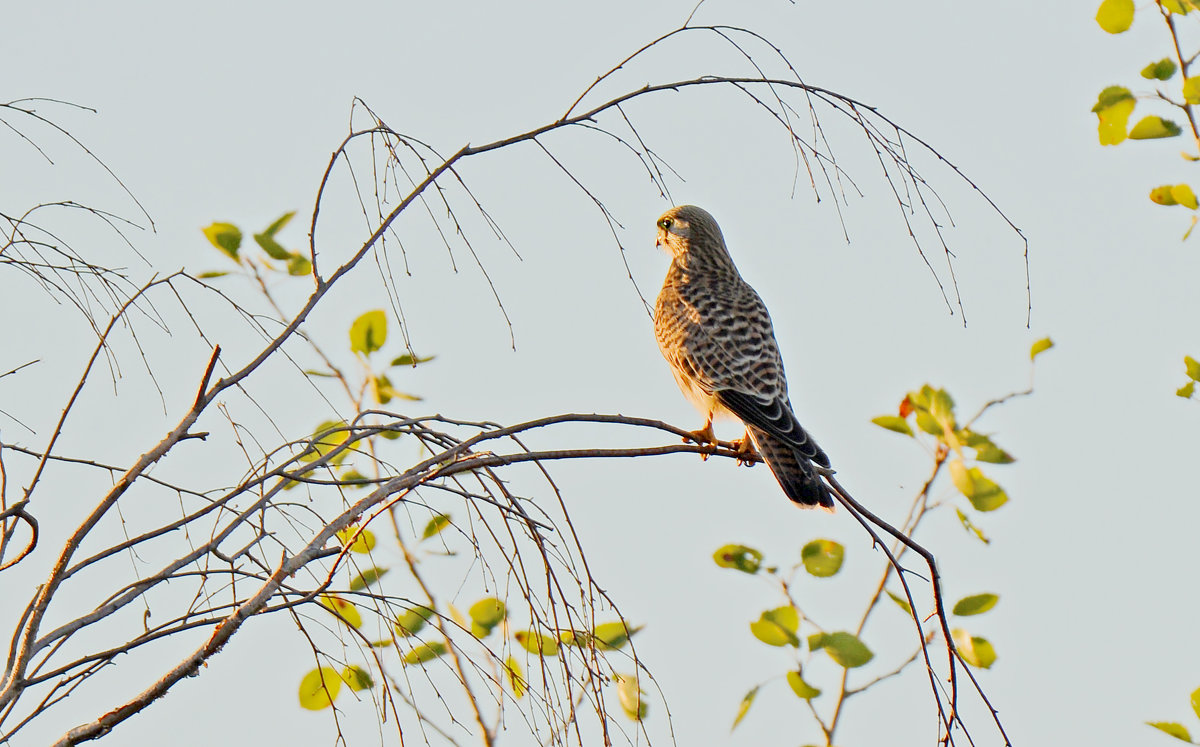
xmin=657 ymin=279 xmax=781 ymax=395
xmin=658 ymin=276 xmax=828 ymax=466
xmin=716 ymin=389 xmax=829 ymax=467
xmin=746 ymin=424 xmax=833 ymax=508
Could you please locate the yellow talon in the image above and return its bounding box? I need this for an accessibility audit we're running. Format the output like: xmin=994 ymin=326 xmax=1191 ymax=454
xmin=685 ymin=420 xmax=717 ymax=461
xmin=732 ymin=432 xmax=758 ymax=466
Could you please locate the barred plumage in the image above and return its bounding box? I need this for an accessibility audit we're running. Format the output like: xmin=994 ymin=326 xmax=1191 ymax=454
xmin=653 ymin=205 xmax=833 ymax=509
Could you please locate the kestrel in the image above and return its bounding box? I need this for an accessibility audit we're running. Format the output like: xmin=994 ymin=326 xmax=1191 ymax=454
xmin=653 ymin=205 xmax=834 ymax=509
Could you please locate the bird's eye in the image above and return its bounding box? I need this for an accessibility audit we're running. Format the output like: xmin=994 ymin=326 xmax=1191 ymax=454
xmin=659 ymin=218 xmax=673 ymax=230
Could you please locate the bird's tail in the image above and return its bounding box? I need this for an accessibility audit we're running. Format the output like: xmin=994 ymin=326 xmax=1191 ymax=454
xmin=747 ymin=426 xmax=834 ymax=510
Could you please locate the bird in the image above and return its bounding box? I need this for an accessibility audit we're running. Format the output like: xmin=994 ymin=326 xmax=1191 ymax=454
xmin=653 ymin=204 xmax=834 ymax=509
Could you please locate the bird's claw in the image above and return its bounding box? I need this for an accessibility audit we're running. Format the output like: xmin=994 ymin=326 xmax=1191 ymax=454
xmin=685 ymin=423 xmax=718 ymax=461
xmin=731 ymin=437 xmax=758 ymax=467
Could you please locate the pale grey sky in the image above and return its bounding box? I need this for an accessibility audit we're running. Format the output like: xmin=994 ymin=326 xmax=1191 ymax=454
xmin=3 ymin=1 xmax=1198 ymax=745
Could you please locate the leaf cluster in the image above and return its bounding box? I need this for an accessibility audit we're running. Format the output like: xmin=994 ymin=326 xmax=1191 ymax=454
xmin=714 ymin=339 xmax=1051 ymax=742
xmin=1094 ymin=0 xmax=1200 ymax=237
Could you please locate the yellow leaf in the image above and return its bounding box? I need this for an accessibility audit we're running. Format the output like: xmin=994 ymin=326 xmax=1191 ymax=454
xmin=336 ymin=526 xmax=376 ymax=554
xmin=1162 ymin=0 xmax=1189 ymax=13
xmin=1093 ymin=92 xmax=1135 ymax=145
xmin=320 ymin=594 xmax=363 ymax=629
xmin=505 ymin=656 xmax=527 ymax=698
xmin=1184 ymin=77 xmax=1200 ymax=104
xmin=341 ymin=665 xmax=373 ymax=691
xmin=616 ymin=674 xmax=648 ymax=720
xmin=1095 ymin=0 xmax=1134 ymax=33
xmin=1171 ymin=184 xmax=1198 ymax=209
xmin=1151 ymin=185 xmax=1180 ymax=205
xmin=298 ymin=667 xmax=342 ymax=710
xmin=1029 ymin=337 xmax=1054 ymax=361
xmin=952 ymin=629 xmax=997 ymax=668
xmin=349 ymin=310 xmax=388 ymax=355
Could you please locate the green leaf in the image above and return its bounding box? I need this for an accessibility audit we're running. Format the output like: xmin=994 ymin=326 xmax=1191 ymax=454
xmin=196 ymin=270 xmax=231 ymax=279
xmin=253 ymin=231 xmax=291 ymax=260
xmin=1093 ymin=85 xmax=1136 ymax=111
xmin=929 ymin=388 xmax=957 ymax=432
xmin=1093 ymin=86 xmax=1136 ymax=145
xmin=713 ymin=544 xmax=764 ymax=574
xmin=886 ymin=589 xmax=913 ymax=616
xmin=403 ymin=641 xmax=449 ymax=665
xmin=1128 ymin=116 xmax=1182 ymax=140
xmin=1146 ymin=722 xmax=1192 ymax=742
xmin=287 ymin=253 xmax=313 ymax=276
xmin=952 ymin=593 xmax=1000 ymax=616
xmin=731 ymin=686 xmax=758 ymax=731
xmin=1095 ymin=0 xmax=1134 ymax=33
xmin=960 ymin=430 xmax=1015 ymax=464
xmin=906 ymin=386 xmax=931 ymax=411
xmin=871 ymin=415 xmax=913 ymax=436
xmin=394 ymin=606 xmax=435 ymax=637
xmin=298 ymin=667 xmax=341 ymax=710
xmin=422 ymin=514 xmax=451 ymax=540
xmin=339 ymin=469 xmax=370 ymax=486
xmin=750 ymin=606 xmax=800 ymax=648
xmin=374 ymin=374 xmax=395 ymax=405
xmin=1174 ymin=184 xmax=1200 ymax=209
xmin=974 ymin=443 xmax=1015 ymax=464
xmin=1177 ymin=381 xmax=1196 ymax=398
xmin=262 ymin=211 xmax=295 ymax=237
xmin=373 ymin=374 xmax=421 ymax=404
xmin=949 ymin=461 xmax=1009 ymax=512
xmin=514 ymin=630 xmax=560 ymax=656
xmin=1142 ymin=58 xmax=1178 ymax=80
xmin=1030 ymin=337 xmax=1054 ymax=360
xmin=336 ymin=526 xmax=376 ymax=554
xmin=1185 ymin=356 xmax=1200 ymax=381
xmin=202 ymin=222 xmax=242 ymax=261
xmin=964 ymin=439 xmax=1012 ymax=463
xmin=348 ymin=566 xmax=388 ymax=591
xmin=907 ymin=385 xmax=946 ymax=436
xmin=914 ymin=410 xmax=942 ymax=436
xmin=391 ymin=353 xmax=436 ymax=367
xmin=616 ymin=674 xmax=647 ymax=720
xmin=341 ymin=665 xmax=373 ymax=691
xmin=808 ymin=631 xmax=874 ymax=668
xmin=952 ymin=629 xmax=997 ymax=668
xmin=956 ymin=508 xmax=991 ymax=544
xmin=786 ymin=670 xmax=821 ymax=700
xmin=349 ymin=310 xmax=388 ymax=355
xmin=320 ymin=594 xmax=363 ymax=629
xmin=594 ymin=621 xmax=641 ymax=650
xmin=468 ymin=597 xmax=506 ymax=637
xmin=800 ymin=539 xmax=845 ymax=578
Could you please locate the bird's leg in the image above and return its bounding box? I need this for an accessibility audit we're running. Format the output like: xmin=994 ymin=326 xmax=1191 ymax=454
xmin=731 ymin=429 xmax=758 ymax=467
xmin=685 ymin=414 xmax=717 ymax=461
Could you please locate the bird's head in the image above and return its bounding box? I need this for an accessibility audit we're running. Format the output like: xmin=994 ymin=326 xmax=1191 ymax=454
xmin=655 ymin=204 xmax=726 ymax=261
